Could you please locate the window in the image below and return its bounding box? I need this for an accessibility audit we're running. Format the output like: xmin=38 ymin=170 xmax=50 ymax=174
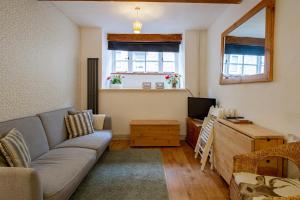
xmin=112 ymin=50 xmax=178 ymax=73
xmin=115 ymin=51 xmax=129 ymax=72
xmin=223 ymin=54 xmax=265 ymax=76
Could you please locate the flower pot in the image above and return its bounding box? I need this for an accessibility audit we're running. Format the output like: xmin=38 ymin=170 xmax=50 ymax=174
xmin=172 ymin=82 xmax=177 ymax=89
xmin=110 ymin=83 xmax=123 ymax=89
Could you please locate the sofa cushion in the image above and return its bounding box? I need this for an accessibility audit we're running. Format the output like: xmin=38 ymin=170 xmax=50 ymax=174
xmin=233 ymin=172 xmax=300 ymax=200
xmin=103 ymin=115 xmax=112 ymax=130
xmin=31 ymin=148 xmax=96 ymax=200
xmin=0 ymin=154 xmax=8 ymax=167
xmin=68 ymin=109 xmax=93 ymax=120
xmin=55 ymin=130 xmax=112 ymax=156
xmin=0 ymin=128 xmax=31 ymax=167
xmin=93 ymin=114 xmax=106 ymax=130
xmin=0 ymin=116 xmax=49 ymax=160
xmin=38 ymin=107 xmax=74 ymax=149
xmin=68 ymin=110 xmax=105 ymax=130
xmin=64 ymin=112 xmax=94 ymax=139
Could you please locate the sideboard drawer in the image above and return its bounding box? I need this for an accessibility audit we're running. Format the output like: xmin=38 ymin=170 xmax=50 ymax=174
xmin=255 ymin=139 xmax=284 ymax=177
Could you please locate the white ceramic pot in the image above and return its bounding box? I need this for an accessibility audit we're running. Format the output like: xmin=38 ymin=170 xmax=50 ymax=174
xmin=110 ymin=83 xmax=123 ymax=89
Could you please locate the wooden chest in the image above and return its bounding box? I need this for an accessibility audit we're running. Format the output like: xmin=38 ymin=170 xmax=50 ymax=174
xmin=214 ymin=119 xmax=285 ymax=184
xmin=130 ymin=120 xmax=180 ymax=147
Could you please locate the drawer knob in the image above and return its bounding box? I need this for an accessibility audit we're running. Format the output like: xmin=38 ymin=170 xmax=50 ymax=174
xmin=267 ymin=138 xmax=271 ymax=142
xmin=266 ymin=159 xmax=270 ymax=163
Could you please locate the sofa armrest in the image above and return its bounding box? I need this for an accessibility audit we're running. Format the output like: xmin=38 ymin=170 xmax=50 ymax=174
xmin=103 ymin=115 xmax=112 ymax=130
xmin=0 ymin=167 xmax=42 ymax=200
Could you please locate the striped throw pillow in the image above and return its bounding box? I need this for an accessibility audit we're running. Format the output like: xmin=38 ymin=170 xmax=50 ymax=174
xmin=0 ymin=129 xmax=31 ymax=168
xmin=65 ymin=112 xmax=94 ymax=139
xmin=68 ymin=109 xmax=93 ymax=120
xmin=0 ymin=154 xmax=8 ymax=167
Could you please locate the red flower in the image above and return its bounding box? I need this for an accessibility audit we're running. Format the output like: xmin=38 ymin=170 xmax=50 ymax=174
xmin=107 ymin=76 xmax=111 ymax=80
xmin=165 ymin=75 xmax=170 ymax=79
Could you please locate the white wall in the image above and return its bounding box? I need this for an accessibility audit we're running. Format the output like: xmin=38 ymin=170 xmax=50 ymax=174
xmin=100 ymin=90 xmax=188 ymax=137
xmin=185 ymin=30 xmax=200 ymax=96
xmin=199 ymin=30 xmax=208 ymax=97
xmin=81 ymin=28 xmax=205 ymax=136
xmin=98 ymin=30 xmax=205 ymax=137
xmin=205 ymin=0 xmax=300 ymax=137
xmin=79 ymin=27 xmax=102 ymax=109
xmin=0 ymin=0 xmax=80 ymax=121
xmin=184 ymin=30 xmax=207 ymax=97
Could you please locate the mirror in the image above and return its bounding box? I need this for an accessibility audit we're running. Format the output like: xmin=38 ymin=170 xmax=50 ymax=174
xmin=220 ymin=0 xmax=275 ymax=85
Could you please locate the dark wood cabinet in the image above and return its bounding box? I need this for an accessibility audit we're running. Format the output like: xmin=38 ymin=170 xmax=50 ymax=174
xmin=186 ymin=118 xmax=203 ymax=149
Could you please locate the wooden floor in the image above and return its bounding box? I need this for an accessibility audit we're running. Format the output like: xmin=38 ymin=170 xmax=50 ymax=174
xmin=110 ymin=140 xmax=229 ymax=200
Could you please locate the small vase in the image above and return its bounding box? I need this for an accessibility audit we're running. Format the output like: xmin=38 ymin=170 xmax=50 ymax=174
xmin=172 ymin=82 xmax=177 ymax=89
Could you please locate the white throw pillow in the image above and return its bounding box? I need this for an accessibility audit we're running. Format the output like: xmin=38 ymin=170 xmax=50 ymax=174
xmin=93 ymin=114 xmax=106 ymax=130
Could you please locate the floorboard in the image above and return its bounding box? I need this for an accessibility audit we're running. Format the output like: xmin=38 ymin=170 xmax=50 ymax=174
xmin=110 ymin=140 xmax=229 ymax=200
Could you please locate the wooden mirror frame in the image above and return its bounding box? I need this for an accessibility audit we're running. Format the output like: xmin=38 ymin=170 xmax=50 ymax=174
xmin=220 ymin=0 xmax=275 ymax=85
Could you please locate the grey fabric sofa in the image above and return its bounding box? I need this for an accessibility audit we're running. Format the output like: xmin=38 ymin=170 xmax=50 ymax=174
xmin=0 ymin=107 xmax=112 ymax=200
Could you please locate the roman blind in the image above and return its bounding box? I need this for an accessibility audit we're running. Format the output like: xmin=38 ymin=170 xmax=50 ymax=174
xmin=107 ymin=34 xmax=182 ymax=52
xmin=225 ymin=44 xmax=265 ymax=56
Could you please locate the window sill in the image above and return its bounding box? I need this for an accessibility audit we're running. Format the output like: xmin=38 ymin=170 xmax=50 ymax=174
xmin=111 ymin=72 xmax=171 ymax=75
xmin=100 ymin=88 xmax=187 ymax=92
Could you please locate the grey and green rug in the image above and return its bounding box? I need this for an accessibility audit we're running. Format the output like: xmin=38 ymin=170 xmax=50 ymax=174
xmin=71 ymin=149 xmax=169 ymax=200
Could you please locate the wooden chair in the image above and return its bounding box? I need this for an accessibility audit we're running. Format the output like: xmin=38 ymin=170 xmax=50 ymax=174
xmin=194 ymin=106 xmax=224 ymax=171
xmin=194 ymin=116 xmax=215 ymax=171
xmin=230 ymin=141 xmax=300 ymax=200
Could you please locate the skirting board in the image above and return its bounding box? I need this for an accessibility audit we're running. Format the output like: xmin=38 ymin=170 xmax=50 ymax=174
xmin=113 ymin=135 xmax=186 ymax=141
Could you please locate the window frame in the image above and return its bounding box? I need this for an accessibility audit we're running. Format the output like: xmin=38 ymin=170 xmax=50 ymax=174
xmin=223 ymin=54 xmax=265 ymax=76
xmin=112 ymin=50 xmax=179 ymax=74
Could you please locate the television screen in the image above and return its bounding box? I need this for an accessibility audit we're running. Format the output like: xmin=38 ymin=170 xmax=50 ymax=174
xmin=188 ymin=97 xmax=216 ymax=120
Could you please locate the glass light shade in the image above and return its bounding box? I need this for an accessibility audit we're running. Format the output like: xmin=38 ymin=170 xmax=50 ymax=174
xmin=133 ymin=20 xmax=142 ymax=34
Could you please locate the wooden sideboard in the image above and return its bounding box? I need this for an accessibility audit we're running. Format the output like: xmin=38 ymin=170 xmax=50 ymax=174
xmin=130 ymin=120 xmax=180 ymax=147
xmin=186 ymin=118 xmax=203 ymax=149
xmin=214 ymin=119 xmax=285 ymax=184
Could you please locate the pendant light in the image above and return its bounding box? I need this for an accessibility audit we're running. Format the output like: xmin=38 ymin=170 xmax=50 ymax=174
xmin=133 ymin=7 xmax=142 ymax=34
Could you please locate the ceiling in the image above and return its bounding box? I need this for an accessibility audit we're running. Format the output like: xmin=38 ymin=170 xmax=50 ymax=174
xmin=53 ymin=2 xmax=230 ymax=33
xmin=229 ymin=8 xmax=266 ymax=38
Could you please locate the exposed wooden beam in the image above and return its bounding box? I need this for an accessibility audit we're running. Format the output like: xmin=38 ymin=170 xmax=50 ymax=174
xmin=107 ymin=34 xmax=182 ymax=42
xmin=225 ymin=36 xmax=265 ymax=46
xmin=39 ymin=0 xmax=241 ymax=4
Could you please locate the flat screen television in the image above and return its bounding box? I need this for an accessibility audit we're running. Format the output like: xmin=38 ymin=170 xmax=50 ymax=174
xmin=188 ymin=97 xmax=216 ymax=120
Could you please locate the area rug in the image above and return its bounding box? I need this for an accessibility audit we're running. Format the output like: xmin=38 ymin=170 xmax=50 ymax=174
xmin=71 ymin=149 xmax=169 ymax=200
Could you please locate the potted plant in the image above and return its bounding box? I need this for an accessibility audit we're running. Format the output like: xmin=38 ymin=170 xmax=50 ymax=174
xmin=107 ymin=74 xmax=124 ymax=89
xmin=165 ymin=73 xmax=181 ymax=88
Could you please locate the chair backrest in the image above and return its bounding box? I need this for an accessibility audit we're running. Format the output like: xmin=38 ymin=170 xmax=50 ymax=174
xmin=208 ymin=106 xmax=225 ymax=119
xmin=199 ymin=117 xmax=215 ymax=149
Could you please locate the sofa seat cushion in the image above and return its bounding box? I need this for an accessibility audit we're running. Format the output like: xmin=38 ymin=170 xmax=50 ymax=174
xmin=233 ymin=172 xmax=300 ymax=200
xmin=55 ymin=130 xmax=112 ymax=155
xmin=31 ymin=148 xmax=96 ymax=200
